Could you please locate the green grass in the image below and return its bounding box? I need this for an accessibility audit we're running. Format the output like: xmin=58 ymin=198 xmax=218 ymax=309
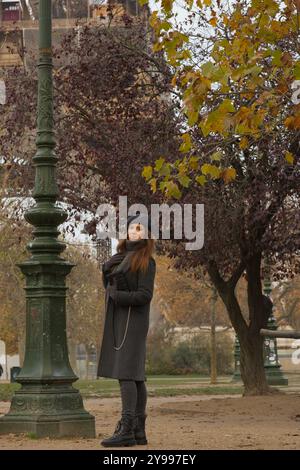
xmin=26 ymin=433 xmax=38 ymax=439
xmin=147 ymin=387 xmax=243 ymax=398
xmin=0 ymin=377 xmax=243 ymax=401
xmin=0 ymin=383 xmax=21 ymax=401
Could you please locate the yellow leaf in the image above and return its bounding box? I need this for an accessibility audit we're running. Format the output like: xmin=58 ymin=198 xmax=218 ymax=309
xmin=201 ymin=163 xmax=221 ymax=179
xmin=189 ymin=156 xmax=199 ymax=170
xmin=295 ymin=117 xmax=300 ymax=129
xmin=219 ymin=99 xmax=235 ymax=113
xmin=142 ymin=166 xmax=153 ymax=181
xmin=160 ymin=162 xmax=171 ymax=177
xmin=155 ymin=157 xmax=165 ymax=171
xmin=239 ymin=137 xmax=249 ymax=150
xmin=199 ymin=118 xmax=210 ymax=137
xmin=222 ymin=14 xmax=229 ymax=25
xmin=153 ymin=42 xmax=163 ymax=53
xmin=284 ymin=116 xmax=300 ymax=130
xmin=179 ymin=133 xmax=192 ymax=153
xmin=161 ymin=0 xmax=174 ymax=13
xmin=160 ymin=20 xmax=172 ymax=32
xmin=149 ymin=177 xmax=157 ymax=193
xmin=209 ymin=17 xmax=217 ymax=27
xmin=149 ymin=11 xmax=159 ymax=29
xmin=186 ymin=0 xmax=194 ymax=7
xmin=210 ymin=151 xmax=222 ymax=161
xmin=196 ymin=175 xmax=206 ymax=186
xmin=285 ymin=152 xmax=294 ymax=164
xmin=165 ymin=181 xmax=182 ymax=199
xmin=187 ymin=110 xmax=199 ymax=126
xmin=222 ymin=167 xmax=237 ymax=183
xmin=171 ymin=74 xmax=177 ymax=87
xmin=178 ymin=174 xmax=191 ymax=188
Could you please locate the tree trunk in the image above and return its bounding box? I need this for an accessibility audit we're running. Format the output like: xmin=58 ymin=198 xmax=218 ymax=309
xmin=85 ymin=344 xmax=89 ymax=380
xmin=225 ymin=289 xmax=271 ymax=395
xmin=208 ymin=254 xmax=272 ymax=395
xmin=239 ymin=328 xmax=270 ymax=395
xmin=241 ymin=254 xmax=271 ymax=395
xmin=210 ymin=288 xmax=217 ymax=384
xmin=216 ymin=278 xmax=270 ymax=394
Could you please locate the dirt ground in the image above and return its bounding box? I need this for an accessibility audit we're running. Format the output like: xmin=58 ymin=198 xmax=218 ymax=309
xmin=0 ymin=393 xmax=300 ymax=450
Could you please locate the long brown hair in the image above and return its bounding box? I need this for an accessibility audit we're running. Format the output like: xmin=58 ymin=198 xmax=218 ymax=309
xmin=116 ymin=235 xmax=155 ymax=273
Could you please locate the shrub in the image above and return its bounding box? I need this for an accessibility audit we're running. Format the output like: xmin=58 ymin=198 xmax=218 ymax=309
xmin=146 ymin=321 xmax=234 ymax=375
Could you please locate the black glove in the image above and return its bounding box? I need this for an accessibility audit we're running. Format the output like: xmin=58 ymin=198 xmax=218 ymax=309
xmin=102 ymin=253 xmax=125 ymax=273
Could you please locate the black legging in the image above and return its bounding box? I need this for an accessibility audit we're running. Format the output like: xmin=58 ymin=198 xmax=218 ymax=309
xmin=118 ymin=379 xmax=147 ymax=418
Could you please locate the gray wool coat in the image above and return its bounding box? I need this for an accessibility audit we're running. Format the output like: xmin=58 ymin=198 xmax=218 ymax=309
xmin=97 ymin=257 xmax=156 ymax=381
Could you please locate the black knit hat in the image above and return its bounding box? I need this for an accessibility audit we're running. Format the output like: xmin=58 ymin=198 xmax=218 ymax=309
xmin=127 ymin=212 xmax=152 ymax=234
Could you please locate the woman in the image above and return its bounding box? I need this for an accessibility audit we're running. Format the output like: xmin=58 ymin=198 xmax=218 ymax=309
xmin=97 ymin=214 xmax=156 ymax=447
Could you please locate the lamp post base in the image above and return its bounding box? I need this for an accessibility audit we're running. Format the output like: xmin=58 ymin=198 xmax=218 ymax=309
xmin=0 ymin=385 xmax=96 ymax=438
xmin=231 ymin=371 xmax=242 ymax=382
xmin=265 ymin=366 xmax=289 ymax=386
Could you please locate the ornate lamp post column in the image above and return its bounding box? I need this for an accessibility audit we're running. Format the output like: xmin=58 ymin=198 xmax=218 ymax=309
xmin=263 ymin=262 xmax=288 ymax=386
xmin=0 ymin=0 xmax=95 ymax=438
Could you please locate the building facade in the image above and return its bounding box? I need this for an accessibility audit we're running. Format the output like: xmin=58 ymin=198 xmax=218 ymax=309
xmin=0 ymin=0 xmax=146 ymax=68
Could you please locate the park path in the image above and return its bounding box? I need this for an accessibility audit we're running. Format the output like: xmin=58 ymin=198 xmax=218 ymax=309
xmin=0 ymin=393 xmax=300 ymax=449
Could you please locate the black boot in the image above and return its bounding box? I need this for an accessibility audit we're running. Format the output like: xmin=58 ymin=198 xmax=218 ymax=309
xmin=134 ymin=413 xmax=148 ymax=445
xmin=101 ymin=414 xmax=137 ymax=448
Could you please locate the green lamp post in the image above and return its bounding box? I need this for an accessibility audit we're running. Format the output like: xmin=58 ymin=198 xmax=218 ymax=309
xmin=0 ymin=0 xmax=95 ymax=438
xmin=231 ymin=335 xmax=242 ymax=382
xmin=263 ymin=263 xmax=288 ymax=386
